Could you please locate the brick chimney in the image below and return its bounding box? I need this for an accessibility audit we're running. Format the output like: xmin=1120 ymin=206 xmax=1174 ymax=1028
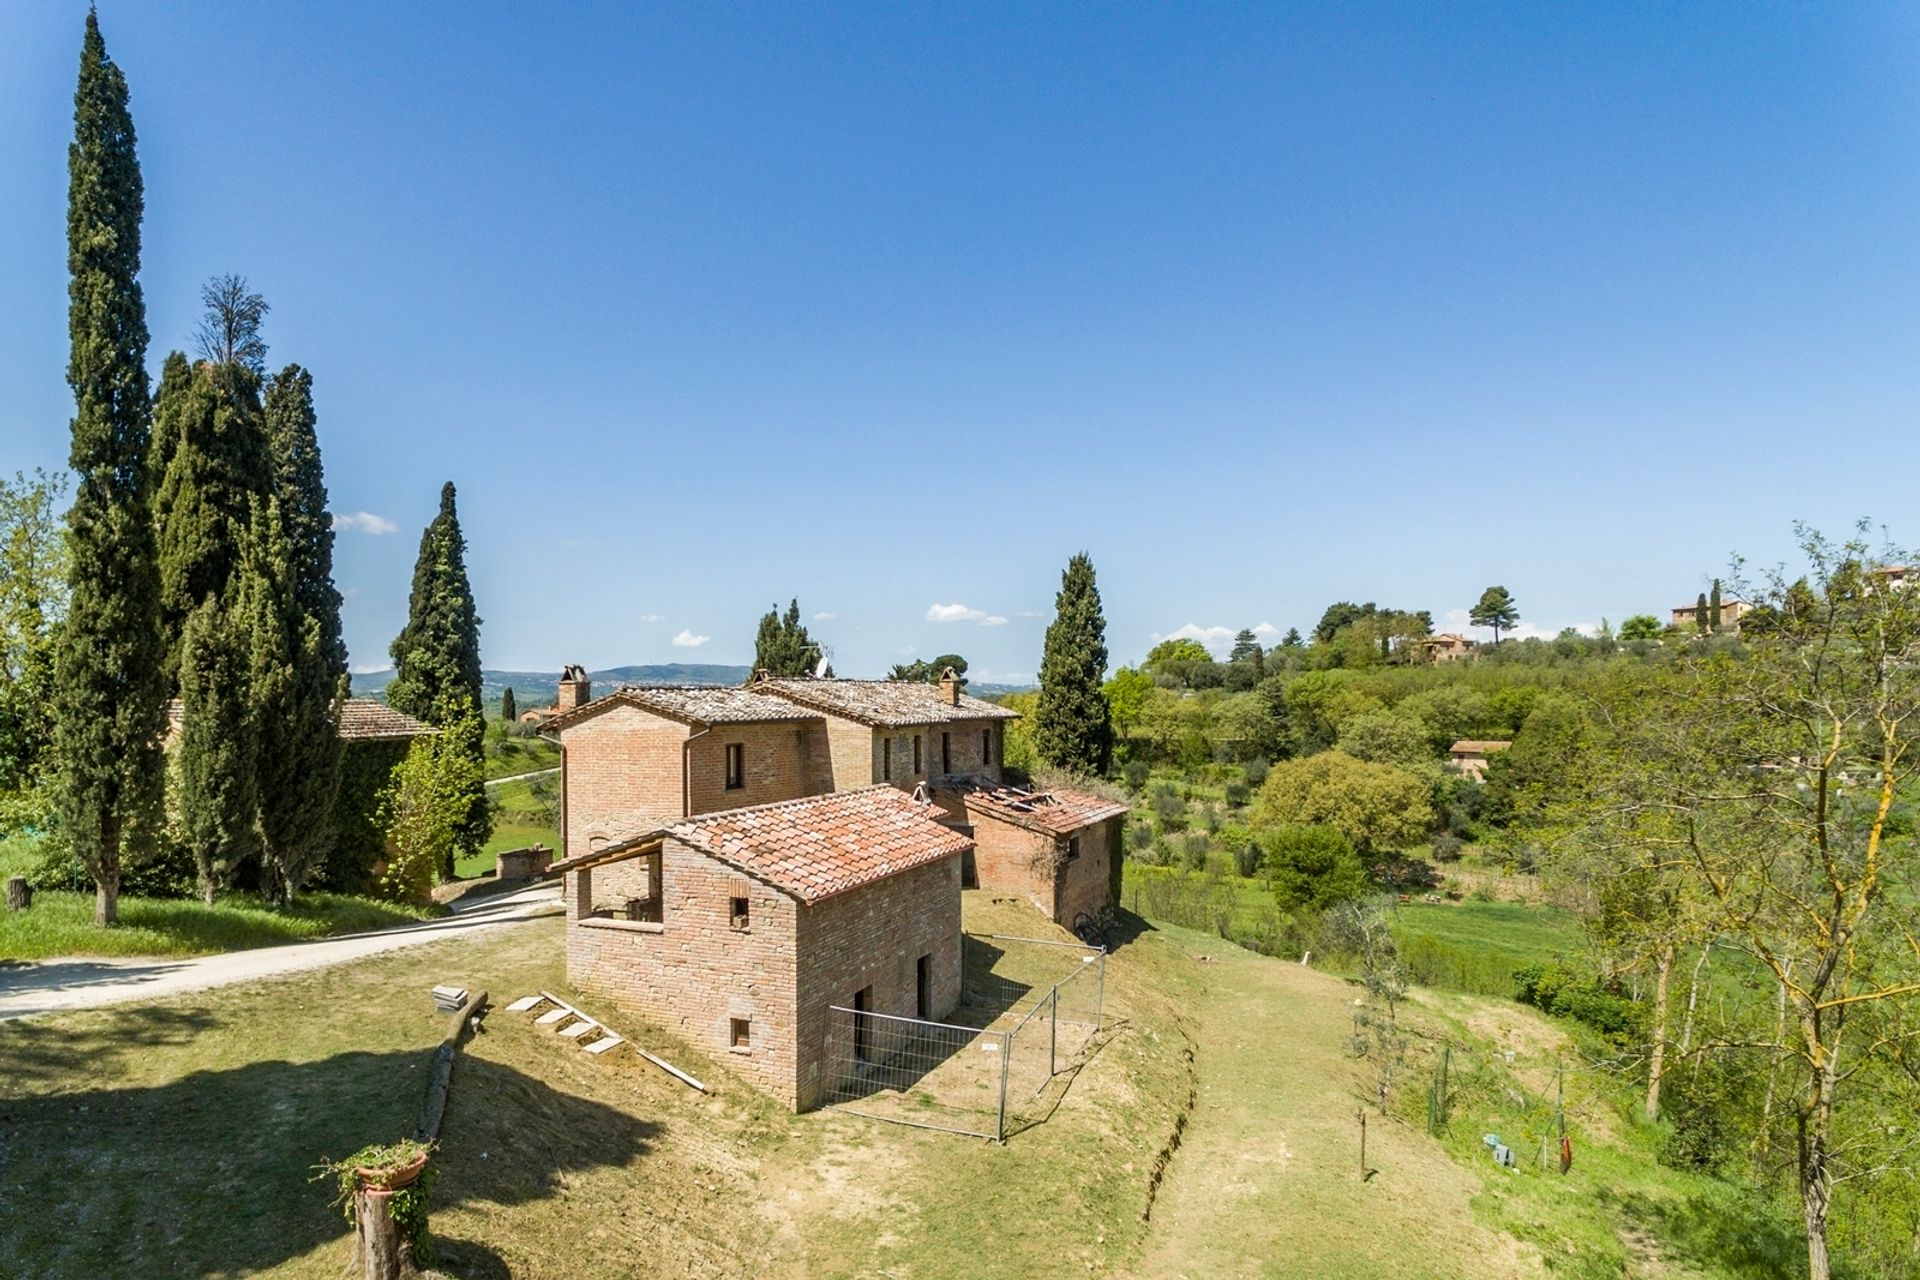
xmin=557 ymin=664 xmax=591 ymax=711
xmin=938 ymin=666 xmax=961 ymax=706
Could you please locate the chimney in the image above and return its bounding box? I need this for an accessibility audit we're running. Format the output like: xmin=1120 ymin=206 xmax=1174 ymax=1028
xmin=938 ymin=666 xmax=961 ymax=706
xmin=557 ymin=664 xmax=591 ymax=711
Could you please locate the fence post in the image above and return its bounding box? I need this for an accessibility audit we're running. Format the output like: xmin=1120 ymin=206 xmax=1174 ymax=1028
xmin=1094 ymin=950 xmax=1106 ymax=1030
xmin=996 ymin=1030 xmax=1012 ymax=1142
xmin=1049 ymin=987 xmax=1058 ymax=1077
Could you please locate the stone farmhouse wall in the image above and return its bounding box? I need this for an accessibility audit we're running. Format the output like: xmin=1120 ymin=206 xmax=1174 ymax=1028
xmin=565 ymin=839 xmax=805 ymax=1105
xmin=564 ymin=838 xmax=963 ymax=1111
xmin=812 ymin=712 xmax=1005 ymax=790
xmin=793 ymin=855 xmax=963 ymax=1110
xmin=561 ymin=705 xmax=831 ymax=855
xmin=964 ymin=808 xmax=1117 ymax=927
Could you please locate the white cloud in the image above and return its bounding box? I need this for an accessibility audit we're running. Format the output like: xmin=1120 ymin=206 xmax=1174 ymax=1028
xmin=333 ymin=511 xmax=398 ymax=535
xmin=813 ymin=612 xmax=837 ymax=621
xmin=637 ymin=613 xmax=663 ymax=623
xmin=1152 ymin=623 xmax=1237 ymax=655
xmin=671 ymin=629 xmax=709 ymax=648
xmin=1252 ymin=621 xmax=1281 ymax=640
xmin=927 ymin=602 xmax=1008 ymax=626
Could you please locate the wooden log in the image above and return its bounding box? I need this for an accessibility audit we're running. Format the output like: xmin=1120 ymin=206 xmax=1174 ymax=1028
xmin=416 ymin=990 xmax=487 ymax=1145
xmin=5 ymin=876 xmax=30 ymax=911
xmin=353 ymin=1186 xmax=405 ymax=1280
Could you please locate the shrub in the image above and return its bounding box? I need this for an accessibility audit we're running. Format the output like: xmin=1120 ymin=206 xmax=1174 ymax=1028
xmin=1261 ymin=824 xmax=1369 ymax=911
xmin=1217 ymin=822 xmax=1260 ymax=877
xmin=1223 ymin=777 xmax=1251 ymax=808
xmin=1121 ymin=759 xmax=1150 ymax=792
xmin=1148 ymin=781 xmax=1187 ymax=831
xmin=1430 ymin=832 xmax=1464 ymax=862
xmin=1513 ymin=963 xmax=1642 ymax=1043
xmin=1180 ymin=831 xmax=1210 ymax=871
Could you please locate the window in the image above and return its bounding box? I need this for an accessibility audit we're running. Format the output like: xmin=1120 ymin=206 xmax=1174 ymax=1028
xmin=941 ymin=732 xmax=951 ymax=774
xmin=913 ymin=735 xmax=923 ymax=775
xmin=725 ymin=743 xmax=745 ymax=790
xmin=882 ymin=737 xmax=892 ymax=782
xmin=730 ymin=896 xmax=750 ymax=930
xmin=730 ymin=1017 xmax=751 ymax=1050
xmin=1067 ymin=837 xmax=1081 ymax=862
xmin=916 ymin=954 xmax=932 ymax=1020
xmin=982 ymin=728 xmax=991 ymax=766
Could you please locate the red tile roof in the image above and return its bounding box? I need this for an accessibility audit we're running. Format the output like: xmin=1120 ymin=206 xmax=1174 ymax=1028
xmin=165 ymin=697 xmax=433 ymax=745
xmin=1448 ymin=740 xmax=1513 ymax=755
xmin=754 ymin=677 xmax=1019 ymax=727
xmin=668 ymin=786 xmax=971 ymax=903
xmin=956 ymin=784 xmax=1129 ymax=836
xmin=540 ymin=685 xmax=823 ymax=733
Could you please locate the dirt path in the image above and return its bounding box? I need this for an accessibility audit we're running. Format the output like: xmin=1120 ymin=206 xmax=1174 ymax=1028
xmin=0 ymin=883 xmax=561 ymax=1022
xmin=1130 ymin=945 xmax=1544 ymax=1280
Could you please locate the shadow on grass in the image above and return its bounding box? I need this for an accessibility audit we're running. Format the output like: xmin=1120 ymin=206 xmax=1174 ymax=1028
xmin=1606 ymin=1185 xmax=1813 ymax=1280
xmin=0 ymin=1041 xmax=659 ymax=1279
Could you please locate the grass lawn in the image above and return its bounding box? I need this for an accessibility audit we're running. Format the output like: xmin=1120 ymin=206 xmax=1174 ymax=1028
xmin=460 ymin=773 xmax=559 ymax=878
xmin=483 ymin=733 xmax=559 ymax=780
xmin=0 ymin=890 xmax=438 ymax=961
xmin=2 ymin=889 xmax=1833 ymax=1278
xmin=1391 ymin=900 xmax=1585 ymax=996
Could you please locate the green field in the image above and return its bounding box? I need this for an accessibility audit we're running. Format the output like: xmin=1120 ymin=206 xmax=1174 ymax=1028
xmin=0 ymin=889 xmax=438 ymax=960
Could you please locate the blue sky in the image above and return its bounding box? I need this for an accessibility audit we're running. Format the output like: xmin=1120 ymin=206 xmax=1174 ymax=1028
xmin=4 ymin=4 xmax=1918 ymax=680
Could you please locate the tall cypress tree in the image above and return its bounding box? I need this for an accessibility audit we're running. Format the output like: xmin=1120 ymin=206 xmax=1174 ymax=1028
xmin=152 ymin=356 xmax=268 ymax=689
xmin=175 ymin=594 xmax=259 ymax=904
xmin=55 ymin=12 xmax=166 ymax=926
xmin=752 ymin=599 xmax=820 ymax=677
xmin=500 ymin=687 xmax=516 ymax=723
xmin=1033 ymin=552 xmax=1113 ymax=776
xmin=1695 ymin=592 xmax=1709 ymax=632
xmin=1709 ymin=579 xmax=1723 ymax=632
xmin=253 ymin=365 xmax=346 ymax=903
xmin=387 ymin=482 xmax=487 ymax=871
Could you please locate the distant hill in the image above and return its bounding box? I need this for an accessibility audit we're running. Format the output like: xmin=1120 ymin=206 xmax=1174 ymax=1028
xmin=351 ymin=663 xmax=754 ymax=710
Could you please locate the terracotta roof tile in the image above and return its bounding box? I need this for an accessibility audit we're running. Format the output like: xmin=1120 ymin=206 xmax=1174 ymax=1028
xmin=754 ymin=677 xmax=1019 ymax=727
xmin=165 ymin=697 xmax=433 ymax=745
xmin=956 ymin=784 xmax=1129 ymax=836
xmin=543 ymin=685 xmax=825 ymax=733
xmin=667 ymin=786 xmax=971 ymax=903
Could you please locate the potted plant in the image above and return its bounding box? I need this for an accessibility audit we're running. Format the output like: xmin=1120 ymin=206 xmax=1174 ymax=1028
xmin=315 ymin=1138 xmax=438 ymax=1271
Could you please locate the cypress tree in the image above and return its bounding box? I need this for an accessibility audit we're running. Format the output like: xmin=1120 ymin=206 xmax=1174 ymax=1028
xmin=152 ymin=356 xmax=269 ymax=689
xmin=500 ymin=687 xmax=516 ymax=723
xmin=1709 ymin=579 xmax=1723 ymax=632
xmin=1033 ymin=552 xmax=1114 ymax=776
xmin=387 ymin=482 xmax=487 ymax=872
xmin=242 ymin=498 xmax=340 ymax=904
xmin=752 ymin=599 xmax=820 ymax=677
xmin=175 ymin=595 xmax=259 ymax=903
xmin=55 ymin=12 xmax=166 ymax=925
xmin=1695 ymin=592 xmax=1709 ymax=632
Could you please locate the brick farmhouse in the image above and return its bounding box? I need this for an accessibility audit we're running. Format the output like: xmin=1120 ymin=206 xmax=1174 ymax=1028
xmin=542 ymin=669 xmax=1128 ymax=1109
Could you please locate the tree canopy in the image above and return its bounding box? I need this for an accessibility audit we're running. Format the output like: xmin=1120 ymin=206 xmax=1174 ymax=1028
xmin=1033 ymin=552 xmax=1112 ymax=775
xmin=752 ymin=599 xmax=822 ymax=677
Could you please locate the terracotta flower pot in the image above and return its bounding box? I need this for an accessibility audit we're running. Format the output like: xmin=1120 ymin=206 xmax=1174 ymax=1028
xmin=354 ymin=1150 xmax=429 ymax=1192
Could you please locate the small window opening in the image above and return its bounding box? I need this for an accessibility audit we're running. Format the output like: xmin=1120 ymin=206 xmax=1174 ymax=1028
xmin=916 ymin=954 xmax=932 ymax=1020
xmin=730 ymin=1017 xmax=751 ymax=1050
xmin=912 ymin=735 xmax=923 ymax=775
xmin=730 ymin=896 xmax=750 ymax=930
xmin=1067 ymin=836 xmax=1081 ymax=862
xmin=853 ymin=985 xmax=873 ymax=1061
xmin=941 ymin=732 xmax=951 ymax=774
xmin=725 ymin=743 xmax=745 ymax=790
xmin=882 ymin=737 xmax=892 ymax=782
xmin=982 ymin=728 xmax=991 ymax=766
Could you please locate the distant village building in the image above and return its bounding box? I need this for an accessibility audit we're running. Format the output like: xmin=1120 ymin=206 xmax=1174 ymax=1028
xmin=1447 ymin=739 xmax=1512 ymax=780
xmin=519 ymin=664 xmax=593 ymax=726
xmin=548 ymin=786 xmax=969 ymax=1110
xmin=543 ymin=665 xmax=1128 ymax=1108
xmin=1669 ymin=599 xmax=1751 ymax=632
xmin=1415 ymin=633 xmax=1476 ymax=664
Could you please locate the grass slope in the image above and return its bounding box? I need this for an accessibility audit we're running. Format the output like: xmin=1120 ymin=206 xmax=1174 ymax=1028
xmin=0 ymin=894 xmax=1817 ymax=1278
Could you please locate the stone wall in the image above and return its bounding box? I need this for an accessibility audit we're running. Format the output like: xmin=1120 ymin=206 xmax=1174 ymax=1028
xmin=964 ymin=807 xmax=1115 ymax=926
xmin=565 ymin=840 xmax=804 ymax=1106
xmin=793 ymin=854 xmax=963 ymax=1110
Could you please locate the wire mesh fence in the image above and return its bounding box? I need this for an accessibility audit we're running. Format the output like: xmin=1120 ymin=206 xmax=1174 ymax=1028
xmin=824 ymin=933 xmax=1107 ymax=1140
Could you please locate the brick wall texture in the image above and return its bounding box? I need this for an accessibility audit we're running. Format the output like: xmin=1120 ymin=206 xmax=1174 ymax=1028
xmin=964 ymin=808 xmax=1118 ymax=926
xmin=564 ymin=837 xmax=960 ymax=1110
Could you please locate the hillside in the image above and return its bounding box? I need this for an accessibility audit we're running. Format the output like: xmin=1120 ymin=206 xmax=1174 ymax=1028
xmin=350 ymin=663 xmax=755 ymax=708
xmin=0 ymin=893 xmax=1811 ymax=1279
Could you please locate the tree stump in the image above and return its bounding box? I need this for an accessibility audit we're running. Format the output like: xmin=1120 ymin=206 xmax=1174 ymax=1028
xmin=5 ymin=876 xmax=30 ymax=912
xmin=353 ymin=1186 xmax=407 ymax=1279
